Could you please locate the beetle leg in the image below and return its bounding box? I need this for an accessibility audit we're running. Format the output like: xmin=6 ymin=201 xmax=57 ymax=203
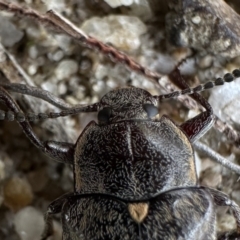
xmin=169 ymin=68 xmax=215 ymax=142
xmin=41 ymin=193 xmax=74 ymax=240
xmin=203 ymin=187 xmax=240 ymax=234
xmin=0 ymin=86 xmax=74 ymax=164
xmin=44 ymin=141 xmax=74 ymax=165
xmin=180 ymin=110 xmax=214 ymax=143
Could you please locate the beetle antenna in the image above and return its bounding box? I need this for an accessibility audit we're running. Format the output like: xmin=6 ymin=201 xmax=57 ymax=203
xmin=154 ymin=69 xmax=240 ymax=101
xmin=0 ymin=102 xmax=100 ymax=122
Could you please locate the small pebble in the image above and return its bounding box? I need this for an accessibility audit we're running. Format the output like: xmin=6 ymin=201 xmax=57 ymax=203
xmin=14 ymin=206 xmax=44 ymax=240
xmin=209 ymin=77 xmax=240 ymax=125
xmin=0 ymin=15 xmax=23 ymax=47
xmin=28 ymin=65 xmax=37 ymax=75
xmin=81 ymin=15 xmax=147 ymax=51
xmin=217 ymin=213 xmax=236 ymax=232
xmin=58 ymin=81 xmax=67 ymax=95
xmin=28 ymin=45 xmax=38 ymax=59
xmin=197 ymin=55 xmax=213 ymax=69
xmin=201 ymin=169 xmax=222 ymax=188
xmin=104 ymin=0 xmax=134 ymax=8
xmin=55 ymin=59 xmax=78 ymax=80
xmin=3 ymin=177 xmax=33 ymax=211
xmin=231 ymin=190 xmax=240 ymax=202
xmin=52 ymin=50 xmax=64 ymax=62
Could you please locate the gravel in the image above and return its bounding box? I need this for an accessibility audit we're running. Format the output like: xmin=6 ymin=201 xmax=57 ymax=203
xmin=0 ymin=0 xmax=240 ymax=239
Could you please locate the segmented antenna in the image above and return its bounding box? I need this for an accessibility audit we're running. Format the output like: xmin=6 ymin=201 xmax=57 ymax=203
xmin=154 ymin=69 xmax=240 ymax=101
xmin=1 ymin=69 xmax=240 ymax=122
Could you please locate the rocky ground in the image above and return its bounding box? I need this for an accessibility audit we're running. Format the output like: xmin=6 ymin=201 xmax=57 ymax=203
xmin=0 ymin=0 xmax=240 ymax=239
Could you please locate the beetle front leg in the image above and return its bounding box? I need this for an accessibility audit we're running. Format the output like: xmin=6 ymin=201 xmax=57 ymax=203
xmin=44 ymin=141 xmax=74 ymax=165
xmin=180 ymin=110 xmax=214 ymax=143
xmin=41 ymin=193 xmax=74 ymax=240
xmin=0 ymin=86 xmax=74 ymax=164
xmin=169 ymin=68 xmax=215 ymax=142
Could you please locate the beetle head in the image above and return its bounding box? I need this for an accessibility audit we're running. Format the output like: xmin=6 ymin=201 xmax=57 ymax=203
xmin=98 ymin=87 xmax=158 ymax=124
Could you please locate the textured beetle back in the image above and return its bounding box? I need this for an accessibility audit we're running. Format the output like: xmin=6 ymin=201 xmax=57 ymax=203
xmin=74 ymin=115 xmax=197 ymax=199
xmin=62 ymin=188 xmax=215 ymax=240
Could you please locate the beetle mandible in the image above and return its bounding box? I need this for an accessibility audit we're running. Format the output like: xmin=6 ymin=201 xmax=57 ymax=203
xmin=1 ymin=1 xmax=240 ymax=240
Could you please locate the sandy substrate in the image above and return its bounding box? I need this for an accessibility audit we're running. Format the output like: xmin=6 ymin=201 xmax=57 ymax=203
xmin=0 ymin=0 xmax=240 ymax=239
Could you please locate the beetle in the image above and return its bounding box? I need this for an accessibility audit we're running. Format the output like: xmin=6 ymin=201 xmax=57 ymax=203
xmin=1 ymin=1 xmax=240 ymax=240
xmin=1 ymin=67 xmax=240 ymax=240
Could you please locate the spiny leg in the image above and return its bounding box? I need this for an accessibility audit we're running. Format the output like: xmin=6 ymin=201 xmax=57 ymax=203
xmin=165 ymin=67 xmax=240 ymax=236
xmin=159 ymin=67 xmax=240 ymax=175
xmin=168 ymin=65 xmax=240 ymax=148
xmin=166 ymin=68 xmax=240 ymax=174
xmin=0 ymin=86 xmax=74 ymax=164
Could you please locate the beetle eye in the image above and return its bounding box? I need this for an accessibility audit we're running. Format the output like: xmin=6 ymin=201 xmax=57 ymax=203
xmin=143 ymin=103 xmax=158 ymax=118
xmin=98 ymin=107 xmax=112 ymax=124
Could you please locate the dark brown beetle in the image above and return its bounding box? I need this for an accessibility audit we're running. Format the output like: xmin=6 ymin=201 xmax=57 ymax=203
xmin=1 ymin=1 xmax=240 ymax=240
xmin=1 ymin=68 xmax=240 ymax=240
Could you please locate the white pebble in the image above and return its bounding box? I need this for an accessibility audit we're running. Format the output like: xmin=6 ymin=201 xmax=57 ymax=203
xmin=209 ymin=77 xmax=240 ymax=125
xmin=42 ymin=0 xmax=66 ymax=11
xmin=55 ymin=59 xmax=78 ymax=80
xmin=28 ymin=46 xmax=38 ymax=59
xmin=81 ymin=15 xmax=147 ymax=51
xmin=191 ymin=15 xmax=201 ymax=24
xmin=14 ymin=206 xmax=44 ymax=240
xmin=28 ymin=65 xmax=37 ymax=76
xmin=0 ymin=15 xmax=23 ymax=47
xmin=52 ymin=50 xmax=64 ymax=62
xmin=104 ymin=0 xmax=133 ymax=7
xmin=58 ymin=82 xmax=67 ymax=95
xmin=41 ymin=81 xmax=58 ymax=94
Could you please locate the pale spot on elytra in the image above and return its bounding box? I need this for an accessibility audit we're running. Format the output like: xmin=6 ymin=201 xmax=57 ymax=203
xmin=128 ymin=203 xmax=149 ymax=223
